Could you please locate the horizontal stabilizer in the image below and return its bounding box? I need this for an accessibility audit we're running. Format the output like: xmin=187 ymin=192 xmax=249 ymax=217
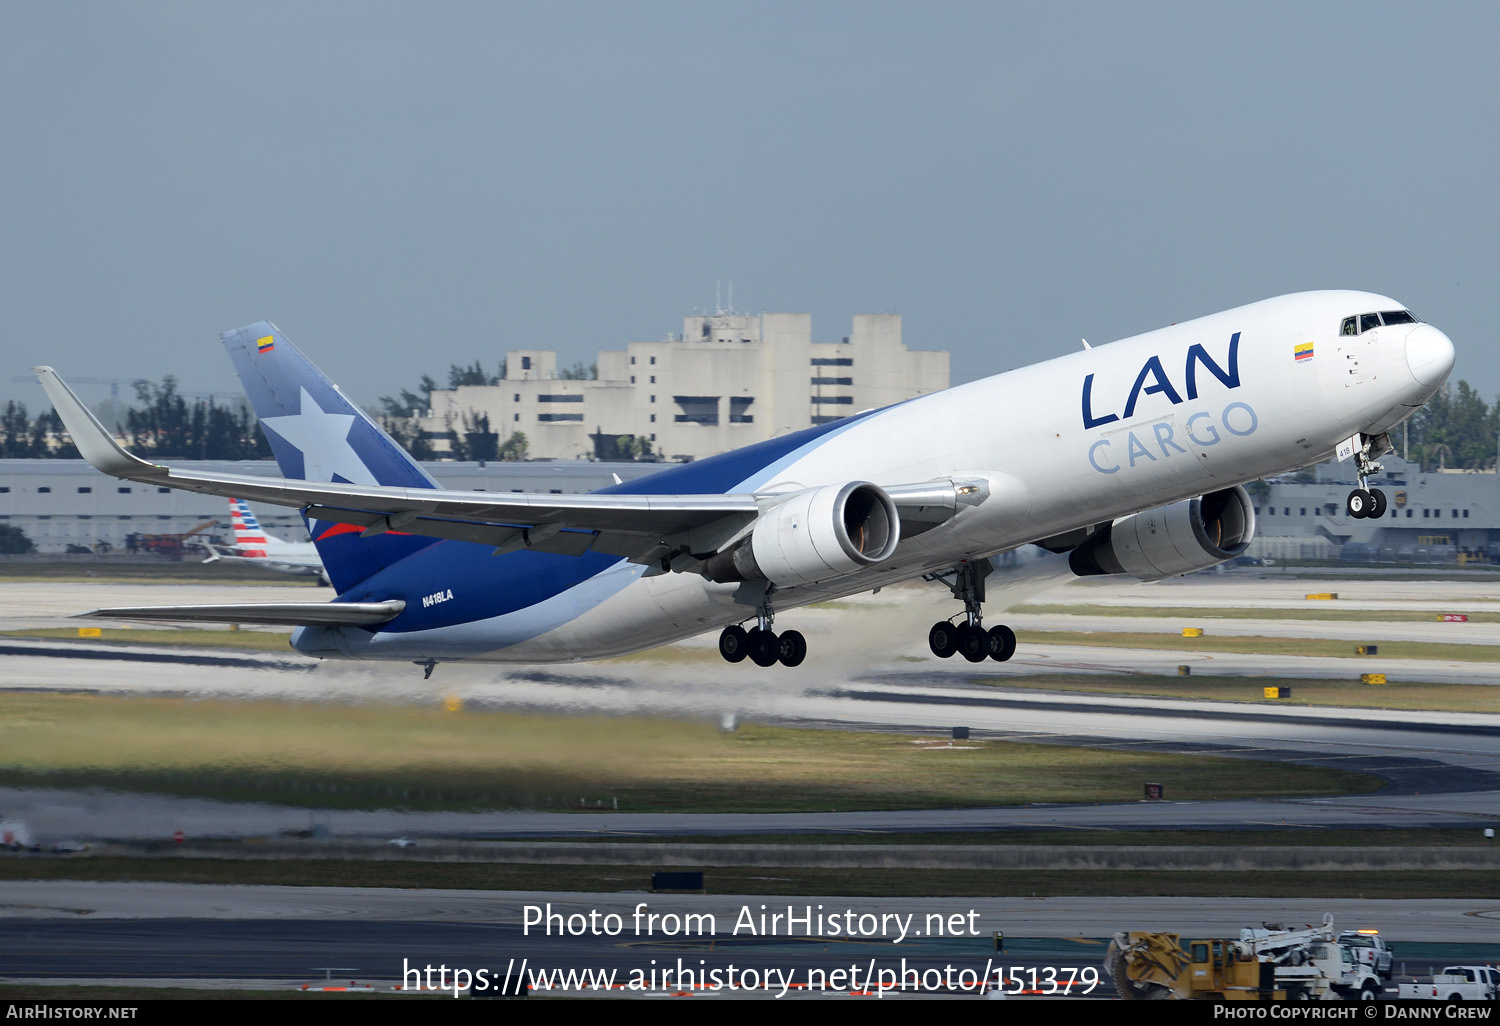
xmin=76 ymin=600 xmax=406 ymax=627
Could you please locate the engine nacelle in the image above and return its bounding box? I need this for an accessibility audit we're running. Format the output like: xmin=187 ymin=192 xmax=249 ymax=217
xmin=705 ymin=481 xmax=900 ymax=587
xmin=1068 ymin=485 xmax=1256 ymax=582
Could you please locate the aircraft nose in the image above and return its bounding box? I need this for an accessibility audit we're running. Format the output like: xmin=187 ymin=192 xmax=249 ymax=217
xmin=1405 ymin=324 xmax=1455 ymax=388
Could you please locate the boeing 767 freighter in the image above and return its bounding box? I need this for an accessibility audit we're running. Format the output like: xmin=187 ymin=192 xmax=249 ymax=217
xmin=36 ymin=291 xmax=1454 ymax=673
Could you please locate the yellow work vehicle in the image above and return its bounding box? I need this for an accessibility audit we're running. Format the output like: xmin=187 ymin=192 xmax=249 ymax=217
xmin=1106 ymin=915 xmax=1382 ymax=1000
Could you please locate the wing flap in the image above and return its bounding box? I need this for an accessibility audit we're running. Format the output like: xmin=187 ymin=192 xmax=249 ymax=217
xmin=77 ymin=600 xmax=406 ymax=627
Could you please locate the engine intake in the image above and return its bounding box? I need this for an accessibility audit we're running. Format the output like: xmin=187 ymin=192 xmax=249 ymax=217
xmin=705 ymin=481 xmax=900 ymax=587
xmin=1068 ymin=486 xmax=1256 ymax=582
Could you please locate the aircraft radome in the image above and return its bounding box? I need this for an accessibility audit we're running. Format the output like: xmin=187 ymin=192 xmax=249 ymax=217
xmin=35 ymin=291 xmax=1454 ymax=675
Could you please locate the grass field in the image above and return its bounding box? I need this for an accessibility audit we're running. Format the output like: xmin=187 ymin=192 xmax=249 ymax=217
xmin=0 ymin=693 xmax=1380 ymax=812
xmin=1 ymin=626 xmax=295 ymax=651
xmin=978 ymin=673 xmax=1500 ymax=713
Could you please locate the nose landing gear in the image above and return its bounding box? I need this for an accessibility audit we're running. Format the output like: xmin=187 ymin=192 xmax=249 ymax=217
xmin=1345 ymin=432 xmax=1392 ymax=519
xmin=924 ymin=558 xmax=1016 ymax=663
xmin=1346 ymin=487 xmax=1387 ymax=519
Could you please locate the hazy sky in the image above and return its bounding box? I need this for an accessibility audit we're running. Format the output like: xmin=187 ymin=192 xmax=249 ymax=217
xmin=4 ymin=1 xmax=1496 ymax=410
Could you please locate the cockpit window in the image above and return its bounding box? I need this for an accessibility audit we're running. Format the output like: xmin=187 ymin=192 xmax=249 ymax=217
xmin=1342 ymin=310 xmax=1421 ymax=335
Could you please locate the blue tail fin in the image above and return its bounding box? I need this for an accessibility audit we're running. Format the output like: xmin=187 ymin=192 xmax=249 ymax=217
xmin=221 ymin=321 xmax=439 ymax=592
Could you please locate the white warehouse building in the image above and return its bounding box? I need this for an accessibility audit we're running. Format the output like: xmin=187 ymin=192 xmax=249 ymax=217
xmin=418 ymin=311 xmax=949 ymax=462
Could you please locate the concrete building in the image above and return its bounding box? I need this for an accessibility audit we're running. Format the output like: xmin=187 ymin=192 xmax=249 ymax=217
xmin=0 ymin=460 xmax=662 ymax=555
xmin=418 ymin=311 xmax=949 ymax=462
xmin=1249 ymin=455 xmax=1499 ymax=564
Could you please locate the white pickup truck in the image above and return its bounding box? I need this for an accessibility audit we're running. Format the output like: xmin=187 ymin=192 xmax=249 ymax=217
xmin=1338 ymin=931 xmax=1394 ymax=980
xmin=1398 ymin=966 xmax=1500 ymax=1001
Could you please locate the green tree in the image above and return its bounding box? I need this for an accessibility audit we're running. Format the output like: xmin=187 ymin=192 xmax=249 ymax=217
xmin=459 ymin=412 xmax=500 ymax=462
xmin=34 ymin=410 xmax=79 ymax=459
xmin=0 ymin=524 xmax=35 ymax=555
xmin=118 ymin=378 xmax=267 ymax=459
xmin=378 ymin=374 xmax=439 ymax=419
xmin=125 ymin=376 xmax=190 ymax=454
xmin=499 ymin=431 xmax=527 ymax=461
xmin=447 ymin=361 xmax=503 ymax=388
xmin=590 ymin=431 xmax=654 ymax=461
xmin=379 ymin=416 xmax=434 ymax=460
xmin=1 ymin=402 xmax=45 ymax=457
xmin=1407 ymin=381 xmax=1498 ymax=470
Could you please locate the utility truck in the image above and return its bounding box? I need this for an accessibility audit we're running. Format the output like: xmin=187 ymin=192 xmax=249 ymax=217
xmin=1107 ymin=914 xmax=1383 ymax=1000
xmin=1397 ymin=966 xmax=1499 ymax=1002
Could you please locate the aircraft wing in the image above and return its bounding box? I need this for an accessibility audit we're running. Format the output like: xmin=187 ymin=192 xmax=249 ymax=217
xmin=76 ymin=600 xmax=405 ymax=627
xmin=38 ymin=367 xmax=982 ymax=567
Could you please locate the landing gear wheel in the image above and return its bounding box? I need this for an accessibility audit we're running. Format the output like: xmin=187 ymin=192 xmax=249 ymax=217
xmin=718 ymin=625 xmax=749 ymax=663
xmin=928 ymin=621 xmax=959 ymax=659
xmin=988 ymin=624 xmax=1017 ymax=662
xmin=958 ymin=623 xmax=989 ymax=663
xmin=1368 ymin=488 xmax=1388 ymax=518
xmin=747 ymin=627 xmax=780 ymax=667
xmin=1347 ymin=488 xmax=1372 ymax=519
xmin=777 ymin=629 xmax=807 ymax=667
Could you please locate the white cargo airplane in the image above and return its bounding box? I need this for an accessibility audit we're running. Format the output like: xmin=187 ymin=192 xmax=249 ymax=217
xmin=35 ymin=291 xmax=1454 ymax=675
xmin=201 ymin=498 xmax=329 ymax=585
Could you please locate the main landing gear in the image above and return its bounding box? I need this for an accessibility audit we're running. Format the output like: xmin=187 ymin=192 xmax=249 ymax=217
xmin=718 ymin=593 xmax=806 ymax=668
xmin=924 ymin=558 xmax=1016 ymax=663
xmin=1346 ymin=433 xmax=1391 ymax=520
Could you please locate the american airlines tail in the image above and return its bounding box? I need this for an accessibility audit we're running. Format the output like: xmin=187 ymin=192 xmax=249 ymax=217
xmin=220 ymin=322 xmax=440 ymax=593
xmin=228 ymin=498 xmax=271 ymax=555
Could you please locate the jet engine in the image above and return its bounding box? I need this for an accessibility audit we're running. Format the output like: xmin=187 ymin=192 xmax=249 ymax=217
xmin=1067 ymin=485 xmax=1256 ymax=582
xmin=704 ymin=481 xmax=900 ymax=587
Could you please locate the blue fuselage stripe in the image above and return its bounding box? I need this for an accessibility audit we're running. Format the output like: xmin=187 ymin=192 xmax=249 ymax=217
xmin=335 ymin=409 xmax=885 ymax=633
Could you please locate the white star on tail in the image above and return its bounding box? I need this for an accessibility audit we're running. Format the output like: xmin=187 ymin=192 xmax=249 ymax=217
xmin=259 ymin=387 xmax=379 ymax=485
